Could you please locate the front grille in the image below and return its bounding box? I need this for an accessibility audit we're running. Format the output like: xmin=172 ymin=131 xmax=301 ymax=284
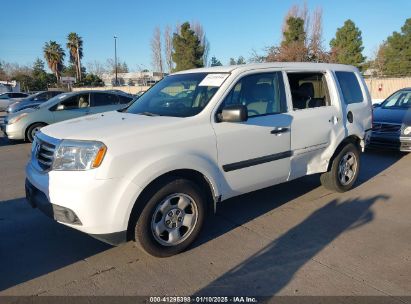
xmin=372 ymin=123 xmax=402 ymax=134
xmin=35 ymin=138 xmax=56 ymax=171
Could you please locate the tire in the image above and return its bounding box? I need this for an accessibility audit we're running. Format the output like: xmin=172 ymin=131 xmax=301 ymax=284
xmin=320 ymin=143 xmax=360 ymax=193
xmin=26 ymin=123 xmax=46 ymax=142
xmin=133 ymin=178 xmax=206 ymax=257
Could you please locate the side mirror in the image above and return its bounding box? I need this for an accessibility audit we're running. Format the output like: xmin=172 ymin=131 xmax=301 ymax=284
xmin=373 ymin=103 xmax=381 ymax=108
xmin=56 ymin=104 xmax=65 ymax=111
xmin=219 ymin=105 xmax=248 ymax=122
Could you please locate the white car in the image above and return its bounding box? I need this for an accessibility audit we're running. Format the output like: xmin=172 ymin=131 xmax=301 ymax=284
xmin=0 ymin=92 xmax=29 ymax=111
xmin=25 ymin=63 xmax=372 ymax=257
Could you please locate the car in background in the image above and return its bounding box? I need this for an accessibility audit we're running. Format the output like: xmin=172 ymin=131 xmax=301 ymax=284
xmin=0 ymin=92 xmax=29 ymax=111
xmin=369 ymin=88 xmax=411 ymax=152
xmin=7 ymin=90 xmax=65 ymax=114
xmin=1 ymin=90 xmax=133 ymax=142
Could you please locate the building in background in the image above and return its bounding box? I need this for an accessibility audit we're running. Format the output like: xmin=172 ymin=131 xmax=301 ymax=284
xmin=100 ymin=71 xmax=165 ymax=87
xmin=0 ymin=81 xmax=20 ymax=93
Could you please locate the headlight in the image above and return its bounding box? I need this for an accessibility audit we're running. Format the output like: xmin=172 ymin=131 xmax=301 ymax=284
xmin=52 ymin=140 xmax=107 ymax=171
xmin=404 ymin=126 xmax=411 ymax=136
xmin=8 ymin=113 xmax=28 ymax=125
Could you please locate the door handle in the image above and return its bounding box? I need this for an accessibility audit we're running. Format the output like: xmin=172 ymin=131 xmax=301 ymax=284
xmin=329 ymin=116 xmax=339 ymax=124
xmin=270 ymin=127 xmax=290 ymax=135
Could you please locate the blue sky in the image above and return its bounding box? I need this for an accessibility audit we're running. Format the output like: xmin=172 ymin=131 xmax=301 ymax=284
xmin=1 ymin=0 xmax=410 ymax=72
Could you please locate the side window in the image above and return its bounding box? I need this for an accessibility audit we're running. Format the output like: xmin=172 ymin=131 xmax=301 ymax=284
xmin=60 ymin=93 xmax=89 ymax=110
xmin=221 ymin=72 xmax=287 ymax=117
xmin=118 ymin=95 xmax=133 ymax=104
xmin=287 ymin=72 xmax=331 ymax=110
xmin=34 ymin=92 xmax=48 ymax=100
xmin=92 ymin=93 xmax=119 ymax=107
xmin=335 ymin=71 xmax=364 ymax=104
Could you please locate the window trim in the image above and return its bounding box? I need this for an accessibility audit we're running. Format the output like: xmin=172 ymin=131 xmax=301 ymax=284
xmin=213 ymin=70 xmax=288 ymax=122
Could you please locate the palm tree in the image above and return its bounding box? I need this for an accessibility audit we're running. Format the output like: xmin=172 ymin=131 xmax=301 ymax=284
xmin=66 ymin=32 xmax=83 ymax=82
xmin=43 ymin=41 xmax=65 ymax=82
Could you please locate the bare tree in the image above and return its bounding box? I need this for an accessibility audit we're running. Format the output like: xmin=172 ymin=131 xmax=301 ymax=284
xmin=372 ymin=43 xmax=387 ymax=77
xmin=191 ymin=21 xmax=210 ymax=66
xmin=164 ymin=25 xmax=174 ymax=73
xmin=282 ymin=1 xmax=310 ymax=44
xmin=86 ymin=60 xmax=106 ymax=77
xmin=308 ymin=7 xmax=324 ymax=62
xmin=151 ymin=27 xmax=163 ymax=73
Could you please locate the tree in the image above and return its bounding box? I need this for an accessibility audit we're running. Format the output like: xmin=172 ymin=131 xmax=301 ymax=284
xmin=229 ymin=58 xmax=236 ymax=65
xmin=172 ymin=22 xmax=204 ymax=71
xmin=106 ymin=59 xmax=129 ymax=73
xmin=164 ymin=25 xmax=174 ymax=73
xmin=192 ymin=22 xmax=210 ymax=66
xmin=308 ymin=7 xmax=326 ymax=62
xmin=66 ymin=32 xmax=83 ymax=82
xmin=375 ymin=18 xmax=411 ymax=76
xmin=86 ymin=60 xmax=106 ymax=78
xmin=76 ymin=74 xmax=104 ymax=87
xmin=330 ymin=20 xmax=365 ymax=69
xmin=0 ymin=61 xmax=7 ymax=80
xmin=237 ymin=56 xmax=246 ymax=65
xmin=43 ymin=41 xmax=65 ymax=81
xmin=151 ymin=27 xmax=163 ymax=73
xmin=267 ymin=16 xmax=308 ymax=62
xmin=210 ymin=56 xmax=222 ymax=66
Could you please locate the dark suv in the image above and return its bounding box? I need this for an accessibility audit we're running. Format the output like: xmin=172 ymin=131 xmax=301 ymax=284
xmin=6 ymin=91 xmax=65 ymax=113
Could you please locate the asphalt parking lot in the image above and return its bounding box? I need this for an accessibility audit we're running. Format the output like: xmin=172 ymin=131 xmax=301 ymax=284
xmin=0 ymin=111 xmax=410 ymax=300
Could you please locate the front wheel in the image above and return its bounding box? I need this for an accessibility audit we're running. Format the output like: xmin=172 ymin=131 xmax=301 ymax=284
xmin=320 ymin=143 xmax=360 ymax=193
xmin=26 ymin=123 xmax=46 ymax=142
xmin=133 ymin=178 xmax=206 ymax=257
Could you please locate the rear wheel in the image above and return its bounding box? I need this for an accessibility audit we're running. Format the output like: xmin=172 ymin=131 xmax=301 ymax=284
xmin=320 ymin=143 xmax=360 ymax=192
xmin=133 ymin=178 xmax=206 ymax=257
xmin=26 ymin=123 xmax=46 ymax=142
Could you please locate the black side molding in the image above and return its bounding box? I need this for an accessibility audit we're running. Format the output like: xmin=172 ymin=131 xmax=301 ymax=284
xmin=222 ymin=150 xmax=293 ymax=172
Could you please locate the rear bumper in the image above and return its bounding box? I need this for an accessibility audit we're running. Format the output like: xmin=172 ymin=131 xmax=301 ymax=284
xmin=368 ymin=133 xmax=411 ymax=152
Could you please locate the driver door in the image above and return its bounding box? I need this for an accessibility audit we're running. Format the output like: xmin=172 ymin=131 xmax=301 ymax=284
xmin=51 ymin=93 xmax=91 ymax=123
xmin=212 ymin=71 xmax=292 ymax=197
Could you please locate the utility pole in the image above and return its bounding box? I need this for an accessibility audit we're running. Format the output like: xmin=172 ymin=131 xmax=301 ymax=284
xmin=114 ymin=36 xmax=118 ymax=86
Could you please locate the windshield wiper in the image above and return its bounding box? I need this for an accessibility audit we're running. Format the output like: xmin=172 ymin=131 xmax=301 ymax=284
xmin=138 ymin=112 xmax=160 ymax=116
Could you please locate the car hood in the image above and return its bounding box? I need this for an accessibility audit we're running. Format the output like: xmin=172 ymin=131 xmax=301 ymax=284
xmin=7 ymin=107 xmax=36 ymax=118
xmin=373 ymin=107 xmax=411 ymax=125
xmin=41 ymin=111 xmax=187 ymax=142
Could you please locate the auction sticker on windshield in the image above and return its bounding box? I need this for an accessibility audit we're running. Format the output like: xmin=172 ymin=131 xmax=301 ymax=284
xmin=199 ymin=73 xmax=229 ymax=87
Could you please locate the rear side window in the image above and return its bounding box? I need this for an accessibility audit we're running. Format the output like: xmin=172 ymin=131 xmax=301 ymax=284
xmin=335 ymin=72 xmax=364 ymax=104
xmin=92 ymin=93 xmax=119 ymax=106
xmin=118 ymin=95 xmax=133 ymax=104
xmin=287 ymin=72 xmax=331 ymax=110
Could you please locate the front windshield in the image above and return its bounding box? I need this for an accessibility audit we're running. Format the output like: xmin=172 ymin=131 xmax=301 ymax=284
xmin=126 ymin=73 xmax=225 ymax=117
xmin=382 ymin=90 xmax=411 ymax=109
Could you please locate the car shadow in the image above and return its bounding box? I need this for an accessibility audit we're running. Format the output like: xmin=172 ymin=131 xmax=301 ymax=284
xmin=193 ymin=149 xmax=402 ymax=249
xmin=0 ymin=198 xmax=111 ymax=291
xmin=194 ymin=195 xmax=389 ymax=296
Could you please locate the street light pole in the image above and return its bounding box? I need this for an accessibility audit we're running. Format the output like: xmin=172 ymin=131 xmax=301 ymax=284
xmin=114 ymin=36 xmax=118 ymax=86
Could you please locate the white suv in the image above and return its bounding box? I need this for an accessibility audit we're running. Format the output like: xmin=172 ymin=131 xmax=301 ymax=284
xmin=25 ymin=63 xmax=372 ymax=257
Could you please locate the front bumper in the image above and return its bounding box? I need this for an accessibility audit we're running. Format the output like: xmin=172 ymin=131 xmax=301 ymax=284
xmin=1 ymin=122 xmax=25 ymax=140
xmin=368 ymin=133 xmax=411 ymax=152
xmin=25 ymin=161 xmax=141 ymax=245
